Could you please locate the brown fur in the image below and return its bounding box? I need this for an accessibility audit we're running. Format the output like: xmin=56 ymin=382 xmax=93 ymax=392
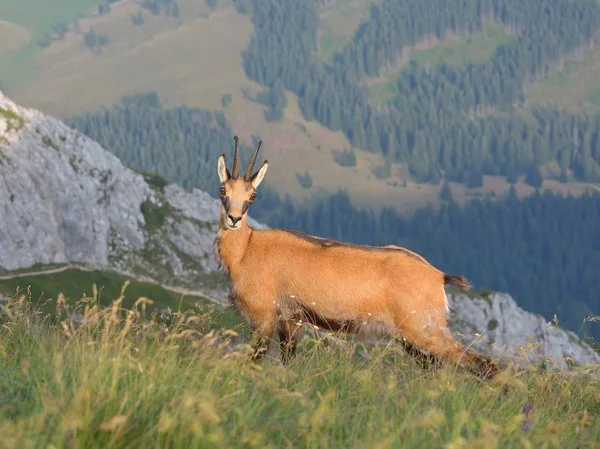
xmin=285 ymin=231 xmax=427 ymax=263
xmin=444 ymin=274 xmax=472 ymax=291
xmin=214 ymin=141 xmax=499 ymax=380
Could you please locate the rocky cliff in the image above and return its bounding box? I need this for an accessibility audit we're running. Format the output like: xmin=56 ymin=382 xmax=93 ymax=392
xmin=448 ymin=292 xmax=600 ymax=370
xmin=0 ymin=90 xmax=263 ymax=296
xmin=0 ymin=91 xmax=597 ymax=370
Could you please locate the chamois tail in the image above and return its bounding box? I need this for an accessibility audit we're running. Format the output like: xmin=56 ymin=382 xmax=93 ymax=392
xmin=444 ymin=274 xmax=471 ymax=292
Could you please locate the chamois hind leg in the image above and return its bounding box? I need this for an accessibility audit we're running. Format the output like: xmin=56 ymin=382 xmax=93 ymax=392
xmin=398 ymin=339 xmax=444 ymax=373
xmin=401 ymin=323 xmax=499 ymax=380
xmin=278 ymin=320 xmax=303 ymax=363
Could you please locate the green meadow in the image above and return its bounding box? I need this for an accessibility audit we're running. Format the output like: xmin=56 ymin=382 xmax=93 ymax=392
xmin=1 ymin=290 xmax=599 ymax=448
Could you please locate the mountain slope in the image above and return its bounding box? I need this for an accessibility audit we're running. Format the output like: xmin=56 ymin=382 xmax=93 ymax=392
xmin=0 ymin=89 xmax=264 ymax=296
xmin=1 ymin=0 xmax=599 ymax=214
xmin=0 ymin=90 xmax=597 ymax=369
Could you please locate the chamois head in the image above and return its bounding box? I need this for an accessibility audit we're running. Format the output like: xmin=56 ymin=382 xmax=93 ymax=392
xmin=217 ymin=136 xmax=268 ymax=230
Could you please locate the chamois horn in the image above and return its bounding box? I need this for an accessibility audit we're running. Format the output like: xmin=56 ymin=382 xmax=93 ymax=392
xmin=244 ymin=140 xmax=263 ymax=181
xmin=231 ymin=136 xmax=241 ymax=179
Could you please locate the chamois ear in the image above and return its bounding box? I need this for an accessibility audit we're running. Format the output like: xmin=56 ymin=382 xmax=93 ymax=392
xmin=218 ymin=154 xmax=230 ymax=183
xmin=251 ymin=160 xmax=268 ymax=189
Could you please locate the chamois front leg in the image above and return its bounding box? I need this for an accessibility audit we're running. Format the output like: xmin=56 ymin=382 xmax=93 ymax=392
xmin=231 ymin=290 xmax=278 ymax=362
xmin=238 ymin=300 xmax=277 ymax=362
xmin=249 ymin=321 xmax=276 ymax=361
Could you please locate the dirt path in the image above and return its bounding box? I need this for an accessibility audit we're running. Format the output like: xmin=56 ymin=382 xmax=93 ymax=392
xmin=0 ymin=264 xmax=88 ymax=280
xmin=0 ymin=264 xmax=227 ymax=305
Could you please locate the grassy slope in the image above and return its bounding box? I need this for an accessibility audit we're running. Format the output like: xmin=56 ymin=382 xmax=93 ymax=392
xmin=317 ymin=0 xmax=372 ymax=62
xmin=0 ymin=268 xmax=187 ymax=308
xmin=366 ymin=23 xmax=516 ymax=104
xmin=524 ymin=43 xmax=600 ymax=115
xmin=1 ymin=297 xmax=599 ymax=448
xmin=0 ymin=0 xmax=104 ymax=84
xmin=0 ymin=0 xmax=598 ymax=215
xmin=0 ymin=0 xmax=103 ymax=37
xmin=0 ymin=268 xmax=240 ymax=328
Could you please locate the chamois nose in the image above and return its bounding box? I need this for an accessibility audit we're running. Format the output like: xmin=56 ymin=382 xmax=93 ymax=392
xmin=228 ymin=214 xmax=242 ymax=225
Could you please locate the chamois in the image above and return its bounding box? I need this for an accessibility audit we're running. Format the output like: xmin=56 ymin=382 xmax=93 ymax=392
xmin=213 ymin=137 xmax=499 ymax=380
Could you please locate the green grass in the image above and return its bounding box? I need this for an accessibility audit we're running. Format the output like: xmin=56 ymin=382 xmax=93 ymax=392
xmin=140 ymin=199 xmax=173 ymax=233
xmin=367 ymin=22 xmax=515 ymax=104
xmin=0 ymin=268 xmax=206 ymax=311
xmin=0 ymin=0 xmax=103 ymax=37
xmin=317 ymin=0 xmax=372 ymax=63
xmin=589 ymin=89 xmax=600 ymax=108
xmin=0 ymin=268 xmax=241 ymax=331
xmin=41 ymin=135 xmax=59 ymax=151
xmin=0 ymin=0 xmax=105 ymax=87
xmin=524 ymin=45 xmax=600 ymax=114
xmin=0 ymin=296 xmax=599 ymax=448
xmin=412 ymin=23 xmax=514 ymax=68
xmin=527 ymin=61 xmax=580 ymax=97
xmin=139 ymin=171 xmax=170 ymax=193
xmin=0 ymin=106 xmax=25 ymax=132
xmin=0 ymin=262 xmax=67 ymax=276
xmin=367 ymin=81 xmax=399 ymax=107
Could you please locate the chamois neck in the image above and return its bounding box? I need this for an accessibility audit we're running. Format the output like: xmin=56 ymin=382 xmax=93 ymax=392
xmin=216 ymin=211 xmax=253 ymax=275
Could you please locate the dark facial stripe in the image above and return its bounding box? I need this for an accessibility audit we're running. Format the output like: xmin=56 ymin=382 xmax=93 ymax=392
xmin=221 ymin=196 xmax=230 ymax=211
xmin=241 ymin=201 xmax=250 ymax=214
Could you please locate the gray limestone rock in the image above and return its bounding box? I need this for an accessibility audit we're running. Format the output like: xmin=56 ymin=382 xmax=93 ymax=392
xmin=0 ymin=90 xmax=248 ymax=284
xmin=448 ymin=292 xmax=600 ymax=369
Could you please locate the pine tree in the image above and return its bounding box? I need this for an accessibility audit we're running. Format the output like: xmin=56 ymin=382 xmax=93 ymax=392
xmin=524 ymin=165 xmax=543 ymax=188
xmin=440 ymin=181 xmax=453 ymax=202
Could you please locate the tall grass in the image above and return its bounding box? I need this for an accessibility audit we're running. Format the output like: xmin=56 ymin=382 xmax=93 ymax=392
xmin=1 ymin=288 xmax=599 ymax=448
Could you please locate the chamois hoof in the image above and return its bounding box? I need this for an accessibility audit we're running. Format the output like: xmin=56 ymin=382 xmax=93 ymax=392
xmin=477 ymin=360 xmax=501 ymax=381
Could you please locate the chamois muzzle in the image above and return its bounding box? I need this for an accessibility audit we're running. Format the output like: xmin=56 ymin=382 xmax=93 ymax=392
xmin=228 ymin=214 xmax=242 ymax=225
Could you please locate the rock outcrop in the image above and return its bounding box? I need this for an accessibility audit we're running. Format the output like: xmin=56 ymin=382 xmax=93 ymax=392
xmin=448 ymin=292 xmax=600 ymax=369
xmin=0 ymin=90 xmax=262 ymax=293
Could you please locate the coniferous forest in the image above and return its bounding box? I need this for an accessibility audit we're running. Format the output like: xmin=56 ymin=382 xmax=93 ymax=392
xmin=240 ymin=0 xmax=600 ymax=183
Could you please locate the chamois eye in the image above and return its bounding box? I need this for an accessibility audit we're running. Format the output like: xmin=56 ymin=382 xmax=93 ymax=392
xmin=219 ymin=186 xmax=226 ymax=197
xmin=249 ymin=192 xmax=257 ymax=202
